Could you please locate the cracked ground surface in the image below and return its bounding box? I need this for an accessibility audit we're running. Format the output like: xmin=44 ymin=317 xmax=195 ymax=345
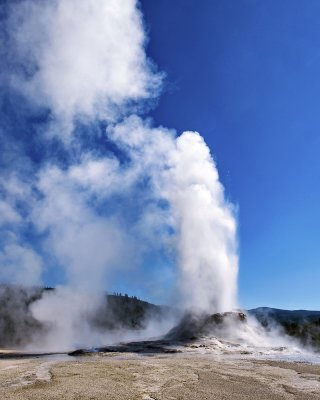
xmin=0 ymin=353 xmax=319 ymax=399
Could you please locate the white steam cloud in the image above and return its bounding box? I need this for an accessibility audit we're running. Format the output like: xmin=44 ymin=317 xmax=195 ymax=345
xmin=108 ymin=117 xmax=238 ymax=313
xmin=164 ymin=132 xmax=238 ymax=312
xmin=8 ymin=0 xmax=162 ymax=136
xmin=1 ymin=0 xmax=239 ymax=350
xmin=0 ymin=243 xmax=43 ymax=286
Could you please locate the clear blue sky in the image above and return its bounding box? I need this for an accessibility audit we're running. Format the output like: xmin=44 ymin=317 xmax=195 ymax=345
xmin=1 ymin=1 xmax=319 ymax=311
xmin=141 ymin=0 xmax=320 ymax=310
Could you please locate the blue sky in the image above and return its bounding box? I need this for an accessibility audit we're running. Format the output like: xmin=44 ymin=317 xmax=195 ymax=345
xmin=0 ymin=0 xmax=319 ymax=311
xmin=141 ymin=0 xmax=320 ymax=309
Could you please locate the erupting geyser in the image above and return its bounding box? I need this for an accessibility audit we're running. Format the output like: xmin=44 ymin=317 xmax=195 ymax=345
xmin=164 ymin=131 xmax=238 ymax=313
xmin=108 ymin=116 xmax=239 ymax=314
xmin=0 ymin=0 xmax=238 ymax=350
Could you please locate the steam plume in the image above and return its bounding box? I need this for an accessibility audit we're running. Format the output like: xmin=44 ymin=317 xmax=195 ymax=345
xmin=108 ymin=117 xmax=238 ymax=313
xmin=6 ymin=0 xmax=162 ymax=136
xmin=0 ymin=0 xmax=238 ymax=350
xmin=164 ymin=132 xmax=238 ymax=312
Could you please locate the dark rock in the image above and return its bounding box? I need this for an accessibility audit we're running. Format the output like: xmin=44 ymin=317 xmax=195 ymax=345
xmin=68 ymin=349 xmax=92 ymax=356
xmin=165 ymin=311 xmax=247 ymax=341
xmin=96 ymin=339 xmax=180 ymax=354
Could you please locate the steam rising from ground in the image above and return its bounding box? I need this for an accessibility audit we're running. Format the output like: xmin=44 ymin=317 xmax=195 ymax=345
xmin=2 ymin=0 xmax=238 ymax=350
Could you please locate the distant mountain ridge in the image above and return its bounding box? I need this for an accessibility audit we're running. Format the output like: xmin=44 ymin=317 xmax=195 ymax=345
xmin=249 ymin=307 xmax=320 ymax=318
xmin=249 ymin=307 xmax=320 ymax=348
xmin=0 ymin=285 xmax=319 ymax=350
xmin=0 ymin=285 xmax=167 ymax=348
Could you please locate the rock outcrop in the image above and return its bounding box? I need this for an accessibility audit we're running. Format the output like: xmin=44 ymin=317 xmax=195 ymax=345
xmin=165 ymin=311 xmax=247 ymax=341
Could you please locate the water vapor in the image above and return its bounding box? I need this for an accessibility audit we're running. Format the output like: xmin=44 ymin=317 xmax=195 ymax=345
xmin=6 ymin=0 xmax=162 ymax=137
xmin=0 ymin=0 xmax=239 ymax=350
xmin=163 ymin=132 xmax=238 ymax=312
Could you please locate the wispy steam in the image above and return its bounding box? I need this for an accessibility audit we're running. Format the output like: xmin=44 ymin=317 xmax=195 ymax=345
xmin=0 ymin=0 xmax=238 ymax=350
